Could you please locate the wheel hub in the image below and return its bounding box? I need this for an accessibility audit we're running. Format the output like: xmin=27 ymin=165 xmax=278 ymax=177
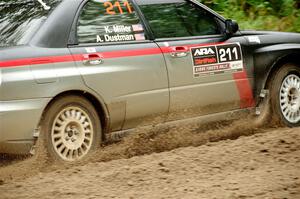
xmin=51 ymin=107 xmax=94 ymax=161
xmin=287 ymin=88 xmax=299 ymax=111
xmin=65 ymin=123 xmax=81 ymax=142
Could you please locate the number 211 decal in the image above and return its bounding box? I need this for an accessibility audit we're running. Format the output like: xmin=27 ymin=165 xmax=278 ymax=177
xmin=191 ymin=43 xmax=244 ymax=77
xmin=104 ymin=0 xmax=133 ymax=15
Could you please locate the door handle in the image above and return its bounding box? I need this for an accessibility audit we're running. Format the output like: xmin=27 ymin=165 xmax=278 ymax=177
xmin=83 ymin=53 xmax=104 ymax=65
xmin=170 ymin=46 xmax=189 ymax=58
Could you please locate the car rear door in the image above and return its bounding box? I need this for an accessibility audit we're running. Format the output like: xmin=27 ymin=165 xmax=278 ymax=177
xmin=68 ymin=0 xmax=169 ymax=131
xmin=137 ymin=0 xmax=255 ymax=121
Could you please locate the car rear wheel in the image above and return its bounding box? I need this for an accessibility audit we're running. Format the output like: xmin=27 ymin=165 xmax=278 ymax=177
xmin=269 ymin=64 xmax=300 ymax=127
xmin=41 ymin=95 xmax=101 ymax=162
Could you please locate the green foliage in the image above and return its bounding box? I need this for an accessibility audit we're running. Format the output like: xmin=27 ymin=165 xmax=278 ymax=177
xmin=200 ymin=0 xmax=300 ymax=32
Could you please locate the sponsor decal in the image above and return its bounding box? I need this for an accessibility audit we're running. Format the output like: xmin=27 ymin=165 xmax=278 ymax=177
xmin=247 ymin=36 xmax=261 ymax=44
xmin=191 ymin=43 xmax=244 ymax=77
xmin=85 ymin=47 xmax=97 ymax=53
xmin=163 ymin=42 xmax=170 ymax=47
xmin=194 ymin=63 xmax=230 ymax=73
xmin=132 ymin=24 xmax=144 ymax=32
xmin=134 ymin=33 xmax=145 ymax=41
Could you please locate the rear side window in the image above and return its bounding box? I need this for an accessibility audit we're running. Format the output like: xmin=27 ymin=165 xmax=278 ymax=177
xmin=139 ymin=2 xmax=220 ymax=39
xmin=77 ymin=0 xmax=146 ymax=44
xmin=0 ymin=0 xmax=61 ymax=47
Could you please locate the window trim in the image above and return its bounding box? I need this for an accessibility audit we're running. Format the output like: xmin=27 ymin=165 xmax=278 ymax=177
xmin=68 ymin=0 xmax=87 ymax=45
xmin=134 ymin=0 xmax=185 ymax=6
xmin=135 ymin=0 xmax=227 ymax=41
xmin=188 ymin=0 xmax=226 ymax=23
xmin=131 ymin=0 xmax=154 ymax=40
xmin=154 ymin=34 xmax=225 ymax=42
xmin=69 ymin=39 xmax=155 ymax=48
xmin=68 ymin=0 xmax=152 ymax=46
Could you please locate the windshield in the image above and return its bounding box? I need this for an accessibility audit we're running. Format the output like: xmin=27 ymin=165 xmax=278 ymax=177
xmin=0 ymin=0 xmax=62 ymax=47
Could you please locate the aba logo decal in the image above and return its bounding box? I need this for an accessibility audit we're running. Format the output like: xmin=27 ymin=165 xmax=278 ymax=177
xmin=193 ymin=47 xmax=215 ymax=56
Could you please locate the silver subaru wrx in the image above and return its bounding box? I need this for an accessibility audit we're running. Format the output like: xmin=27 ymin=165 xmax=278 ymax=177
xmin=1 ymin=0 xmax=300 ymax=162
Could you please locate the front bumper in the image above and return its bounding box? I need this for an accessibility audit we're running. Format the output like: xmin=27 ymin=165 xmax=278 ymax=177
xmin=0 ymin=98 xmax=51 ymax=154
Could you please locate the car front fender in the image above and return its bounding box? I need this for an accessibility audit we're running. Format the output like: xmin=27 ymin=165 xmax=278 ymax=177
xmin=253 ymin=44 xmax=300 ymax=99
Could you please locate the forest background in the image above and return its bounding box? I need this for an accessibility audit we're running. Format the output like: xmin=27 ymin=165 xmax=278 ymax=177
xmin=200 ymin=0 xmax=300 ymax=32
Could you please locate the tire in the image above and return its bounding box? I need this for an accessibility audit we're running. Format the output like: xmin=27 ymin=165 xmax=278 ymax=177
xmin=40 ymin=95 xmax=102 ymax=162
xmin=269 ymin=64 xmax=300 ymax=127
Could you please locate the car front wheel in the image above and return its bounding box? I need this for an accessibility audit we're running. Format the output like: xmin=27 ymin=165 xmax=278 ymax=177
xmin=270 ymin=64 xmax=300 ymax=127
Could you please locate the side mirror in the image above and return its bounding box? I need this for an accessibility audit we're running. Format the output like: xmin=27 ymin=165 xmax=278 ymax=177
xmin=225 ymin=19 xmax=239 ymax=36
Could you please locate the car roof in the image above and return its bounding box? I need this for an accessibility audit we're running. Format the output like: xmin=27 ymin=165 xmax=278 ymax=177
xmin=134 ymin=0 xmax=185 ymax=5
xmin=30 ymin=0 xmax=225 ymax=48
xmin=134 ymin=0 xmax=225 ymax=21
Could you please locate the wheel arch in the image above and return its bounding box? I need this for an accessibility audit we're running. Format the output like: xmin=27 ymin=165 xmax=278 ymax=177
xmin=263 ymin=53 xmax=300 ymax=89
xmin=41 ymin=90 xmax=110 ymax=139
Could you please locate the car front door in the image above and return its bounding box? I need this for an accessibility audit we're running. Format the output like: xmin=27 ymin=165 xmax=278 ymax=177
xmin=68 ymin=0 xmax=169 ymax=131
xmin=137 ymin=0 xmax=255 ymax=121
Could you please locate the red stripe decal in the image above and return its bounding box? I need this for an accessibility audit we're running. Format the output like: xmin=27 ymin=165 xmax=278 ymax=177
xmin=160 ymin=42 xmax=225 ymax=53
xmin=0 ymin=42 xmax=224 ymax=68
xmin=233 ymin=71 xmax=255 ymax=108
xmin=72 ymin=47 xmax=162 ymax=62
xmin=0 ymin=48 xmax=162 ymax=68
xmin=0 ymin=55 xmax=74 ymax=68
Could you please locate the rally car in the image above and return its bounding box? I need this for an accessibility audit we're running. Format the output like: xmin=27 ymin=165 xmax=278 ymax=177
xmin=0 ymin=0 xmax=299 ymax=162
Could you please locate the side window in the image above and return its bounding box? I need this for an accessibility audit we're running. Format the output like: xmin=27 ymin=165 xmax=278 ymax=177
xmin=139 ymin=2 xmax=220 ymax=39
xmin=77 ymin=0 xmax=146 ymax=44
